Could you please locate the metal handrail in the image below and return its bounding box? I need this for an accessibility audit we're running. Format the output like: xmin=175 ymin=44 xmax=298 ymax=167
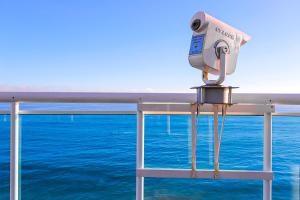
xmin=0 ymin=92 xmax=299 ymax=104
xmin=0 ymin=110 xmax=299 ymax=116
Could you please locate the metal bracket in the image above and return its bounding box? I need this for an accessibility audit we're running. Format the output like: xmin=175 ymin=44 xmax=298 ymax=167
xmin=202 ymin=46 xmax=228 ymax=85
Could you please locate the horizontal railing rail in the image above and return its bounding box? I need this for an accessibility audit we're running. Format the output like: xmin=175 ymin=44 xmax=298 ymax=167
xmin=0 ymin=110 xmax=299 ymax=116
xmin=0 ymin=92 xmax=299 ymax=104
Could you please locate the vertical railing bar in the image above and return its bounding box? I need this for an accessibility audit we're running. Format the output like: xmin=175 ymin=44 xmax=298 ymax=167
xmin=136 ymin=104 xmax=144 ymax=200
xmin=191 ymin=104 xmax=197 ymax=175
xmin=10 ymin=102 xmax=20 ymax=200
xmin=263 ymin=112 xmax=272 ymax=200
xmin=213 ymin=105 xmax=219 ymax=173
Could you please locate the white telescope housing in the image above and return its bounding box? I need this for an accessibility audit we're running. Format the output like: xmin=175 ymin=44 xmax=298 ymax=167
xmin=188 ymin=11 xmax=250 ymax=85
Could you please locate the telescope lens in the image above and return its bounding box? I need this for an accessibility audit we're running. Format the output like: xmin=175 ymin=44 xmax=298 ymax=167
xmin=191 ymin=19 xmax=201 ymax=31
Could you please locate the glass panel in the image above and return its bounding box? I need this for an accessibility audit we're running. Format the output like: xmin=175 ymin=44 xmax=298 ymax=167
xmin=20 ymin=115 xmax=136 ymax=199
xmin=145 ymin=178 xmax=262 ymax=200
xmin=144 ymin=115 xmax=299 ymax=199
xmin=0 ymin=113 xmax=295 ymax=199
xmin=145 ymin=115 xmax=264 ymax=170
xmin=0 ymin=103 xmax=9 ymax=111
xmin=273 ymin=116 xmax=300 ymax=200
xmin=144 ymin=115 xmax=191 ymax=168
xmin=19 ymin=103 xmax=136 ymax=111
xmin=216 ymin=116 xmax=264 ymax=170
xmin=0 ymin=115 xmax=10 ymax=200
xmin=276 ymin=105 xmax=300 ymax=112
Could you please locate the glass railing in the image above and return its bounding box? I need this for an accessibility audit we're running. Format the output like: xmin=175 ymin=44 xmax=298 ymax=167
xmin=0 ymin=92 xmax=299 ymax=200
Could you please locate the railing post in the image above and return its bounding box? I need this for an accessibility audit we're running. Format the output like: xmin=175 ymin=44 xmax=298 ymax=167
xmin=10 ymin=102 xmax=20 ymax=200
xmin=263 ymin=112 xmax=272 ymax=200
xmin=191 ymin=104 xmax=197 ymax=175
xmin=213 ymin=105 xmax=219 ymax=173
xmin=136 ymin=105 xmax=144 ymax=200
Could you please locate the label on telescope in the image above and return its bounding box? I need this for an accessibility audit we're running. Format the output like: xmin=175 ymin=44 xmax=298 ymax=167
xmin=189 ymin=34 xmax=204 ymax=55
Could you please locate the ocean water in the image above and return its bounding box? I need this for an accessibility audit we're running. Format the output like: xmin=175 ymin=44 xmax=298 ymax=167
xmin=0 ymin=114 xmax=299 ymax=199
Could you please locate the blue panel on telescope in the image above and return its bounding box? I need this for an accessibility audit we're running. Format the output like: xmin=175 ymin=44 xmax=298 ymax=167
xmin=189 ymin=34 xmax=204 ymax=55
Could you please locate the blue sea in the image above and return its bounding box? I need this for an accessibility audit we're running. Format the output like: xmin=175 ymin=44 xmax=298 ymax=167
xmin=0 ymin=103 xmax=299 ymax=199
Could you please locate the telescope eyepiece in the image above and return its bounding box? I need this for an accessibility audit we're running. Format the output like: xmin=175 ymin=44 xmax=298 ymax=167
xmin=191 ymin=19 xmax=201 ymax=32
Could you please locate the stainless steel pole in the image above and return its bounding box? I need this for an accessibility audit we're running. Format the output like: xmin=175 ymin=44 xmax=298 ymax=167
xmin=136 ymin=107 xmax=144 ymax=200
xmin=263 ymin=112 xmax=272 ymax=200
xmin=191 ymin=105 xmax=197 ymax=176
xmin=213 ymin=105 xmax=219 ymax=174
xmin=10 ymin=102 xmax=20 ymax=200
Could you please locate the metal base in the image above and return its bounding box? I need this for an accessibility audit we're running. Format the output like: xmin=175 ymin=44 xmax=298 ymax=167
xmin=191 ymin=85 xmax=237 ymax=105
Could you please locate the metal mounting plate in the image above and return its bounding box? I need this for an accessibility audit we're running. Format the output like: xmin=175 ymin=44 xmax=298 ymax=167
xmin=192 ymin=85 xmax=238 ymax=105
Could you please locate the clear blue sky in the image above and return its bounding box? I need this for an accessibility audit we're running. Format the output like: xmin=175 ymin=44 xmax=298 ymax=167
xmin=0 ymin=0 xmax=299 ymax=93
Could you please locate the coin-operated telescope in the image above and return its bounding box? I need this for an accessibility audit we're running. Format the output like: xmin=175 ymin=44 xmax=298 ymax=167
xmin=188 ymin=11 xmax=250 ymax=178
xmin=189 ymin=11 xmax=250 ymax=104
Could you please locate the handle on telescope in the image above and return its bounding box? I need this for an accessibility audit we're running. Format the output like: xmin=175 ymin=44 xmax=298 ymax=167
xmin=202 ymin=46 xmax=228 ymax=85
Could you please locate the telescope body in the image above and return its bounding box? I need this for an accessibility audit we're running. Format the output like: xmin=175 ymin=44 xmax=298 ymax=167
xmin=188 ymin=12 xmax=250 ymax=76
